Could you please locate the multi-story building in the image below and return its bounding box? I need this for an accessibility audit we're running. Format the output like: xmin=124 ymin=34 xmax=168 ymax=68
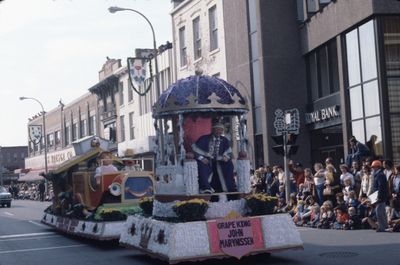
xmin=24 ymin=92 xmax=99 ymax=180
xmin=171 ymin=0 xmax=266 ymax=167
xmin=171 ymin=0 xmax=227 ymax=80
xmin=171 ymin=0 xmax=400 ymax=168
xmin=89 ymin=58 xmax=124 ymax=153
xmin=299 ymin=0 xmax=400 ymax=165
xmin=23 ymin=46 xmax=174 ymax=175
xmin=117 ymin=47 xmax=175 ymax=164
xmin=171 ymin=0 xmax=251 ymax=164
xmin=0 ymin=146 xmax=28 ymax=184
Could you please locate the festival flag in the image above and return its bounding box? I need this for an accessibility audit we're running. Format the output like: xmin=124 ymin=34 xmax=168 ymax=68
xmin=127 ymin=57 xmax=147 ymax=89
xmin=29 ymin=125 xmax=42 ymax=145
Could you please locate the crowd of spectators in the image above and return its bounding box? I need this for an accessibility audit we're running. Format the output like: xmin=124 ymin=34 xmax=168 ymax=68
xmin=251 ymin=138 xmax=400 ymax=233
xmin=6 ymin=181 xmax=53 ymax=201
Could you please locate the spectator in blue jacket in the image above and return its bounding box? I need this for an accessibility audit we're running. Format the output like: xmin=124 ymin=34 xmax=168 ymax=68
xmin=346 ymin=136 xmax=370 ymax=167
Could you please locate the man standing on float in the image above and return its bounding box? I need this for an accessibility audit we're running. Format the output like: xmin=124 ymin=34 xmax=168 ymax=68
xmin=192 ymin=122 xmax=236 ymax=194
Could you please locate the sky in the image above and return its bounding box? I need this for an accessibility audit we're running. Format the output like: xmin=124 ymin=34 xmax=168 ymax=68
xmin=0 ymin=0 xmax=173 ymax=147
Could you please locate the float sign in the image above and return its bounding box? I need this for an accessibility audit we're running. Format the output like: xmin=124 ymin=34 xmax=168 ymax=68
xmin=216 ymin=218 xmax=254 ymax=259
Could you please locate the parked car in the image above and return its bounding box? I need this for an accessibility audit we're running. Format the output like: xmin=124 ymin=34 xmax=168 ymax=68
xmin=0 ymin=186 xmax=12 ymax=207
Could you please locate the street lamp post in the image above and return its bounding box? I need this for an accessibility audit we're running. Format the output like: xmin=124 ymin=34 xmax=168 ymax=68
xmin=108 ymin=6 xmax=164 ymax=163
xmin=283 ymin=113 xmax=291 ymax=206
xmin=19 ymin=97 xmax=48 ymax=191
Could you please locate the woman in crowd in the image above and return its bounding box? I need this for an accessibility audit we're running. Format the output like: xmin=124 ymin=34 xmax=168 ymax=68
xmin=339 ymin=164 xmax=355 ymax=188
xmin=359 ymin=165 xmax=374 ymax=199
xmin=313 ymin=163 xmax=326 ymax=206
xmin=303 ymin=168 xmax=315 ymax=196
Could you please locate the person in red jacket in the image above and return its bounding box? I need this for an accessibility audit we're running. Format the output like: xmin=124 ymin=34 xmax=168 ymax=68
xmin=289 ymin=161 xmax=305 ymax=193
xmin=333 ymin=205 xmax=349 ymax=229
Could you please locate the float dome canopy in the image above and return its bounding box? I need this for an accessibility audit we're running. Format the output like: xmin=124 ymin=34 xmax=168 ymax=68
xmin=153 ymin=75 xmax=248 ymax=118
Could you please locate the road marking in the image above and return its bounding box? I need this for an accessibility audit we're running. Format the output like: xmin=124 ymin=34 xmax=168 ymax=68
xmin=4 ymin=212 xmax=14 ymax=216
xmin=297 ymin=227 xmax=312 ymax=231
xmin=0 ymin=235 xmax=60 ymax=242
xmin=0 ymin=232 xmax=56 ymax=239
xmin=0 ymin=244 xmax=85 ymax=254
xmin=28 ymin=220 xmax=46 ymax=227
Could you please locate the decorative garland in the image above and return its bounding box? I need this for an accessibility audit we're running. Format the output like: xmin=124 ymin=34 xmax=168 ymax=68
xmin=127 ymin=56 xmax=154 ymax=96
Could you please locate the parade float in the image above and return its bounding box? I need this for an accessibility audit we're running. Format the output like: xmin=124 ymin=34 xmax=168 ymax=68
xmin=119 ymin=74 xmax=303 ymax=263
xmin=41 ymin=136 xmax=154 ymax=240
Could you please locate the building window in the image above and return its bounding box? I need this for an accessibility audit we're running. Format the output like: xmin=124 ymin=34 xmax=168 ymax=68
xmin=193 ymin=16 xmax=201 ymax=60
xmin=318 ymin=46 xmax=330 ymax=97
xmin=119 ymin=81 xmax=124 ymax=106
xmin=47 ymin=133 xmax=54 ymax=148
xmin=39 ymin=136 xmax=44 ymax=152
xmin=80 ymin=119 xmax=87 ymax=138
xmin=328 ymin=40 xmax=340 ymax=93
xmin=179 ymin=27 xmax=187 ymax=66
xmin=72 ymin=123 xmax=77 ymax=142
xmin=104 ymin=123 xmax=116 ymax=143
xmin=55 ymin=130 xmax=61 ymax=148
xmin=89 ymin=115 xmax=96 ymax=136
xmin=383 ymin=16 xmax=400 ymax=163
xmin=209 ymin=5 xmax=218 ymax=51
xmin=129 ymin=112 xmax=135 ymax=140
xmin=120 ymin=115 xmax=125 ymax=142
xmin=345 ymin=20 xmax=382 ymax=158
xmin=306 ymin=39 xmax=339 ymax=100
xmin=64 ymin=126 xmax=70 ymax=146
xmin=128 ymin=82 xmax=134 ymax=102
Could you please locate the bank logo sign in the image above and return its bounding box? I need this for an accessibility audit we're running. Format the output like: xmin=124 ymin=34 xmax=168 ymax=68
xmin=305 ymin=105 xmax=340 ymax=124
xmin=29 ymin=125 xmax=42 ymax=145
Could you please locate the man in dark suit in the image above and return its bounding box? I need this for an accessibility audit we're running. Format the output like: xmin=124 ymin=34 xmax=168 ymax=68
xmin=192 ymin=122 xmax=236 ymax=194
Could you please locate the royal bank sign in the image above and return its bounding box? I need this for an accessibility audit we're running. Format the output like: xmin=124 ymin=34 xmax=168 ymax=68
xmin=305 ymin=105 xmax=340 ymax=125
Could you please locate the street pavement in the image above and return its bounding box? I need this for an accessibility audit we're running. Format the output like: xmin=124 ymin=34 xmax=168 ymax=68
xmin=0 ymin=200 xmax=399 ymax=265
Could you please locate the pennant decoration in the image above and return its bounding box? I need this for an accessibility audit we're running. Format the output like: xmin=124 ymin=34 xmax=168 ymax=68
xmin=29 ymin=125 xmax=43 ymax=145
xmin=127 ymin=57 xmax=154 ymax=96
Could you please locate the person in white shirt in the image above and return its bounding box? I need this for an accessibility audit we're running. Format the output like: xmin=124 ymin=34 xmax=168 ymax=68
xmin=339 ymin=164 xmax=355 ymax=187
xmin=359 ymin=165 xmax=374 ymax=199
xmin=94 ymin=151 xmax=118 ymax=186
xmin=313 ymin=163 xmax=326 ymax=206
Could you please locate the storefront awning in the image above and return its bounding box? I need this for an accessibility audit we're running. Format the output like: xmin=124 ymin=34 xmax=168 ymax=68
xmin=18 ymin=170 xmax=45 ymax=182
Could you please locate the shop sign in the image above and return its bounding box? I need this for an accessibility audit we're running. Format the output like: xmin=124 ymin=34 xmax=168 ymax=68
xmin=25 ymin=147 xmax=75 ymax=169
xmin=48 ymin=150 xmax=74 ymax=166
xmin=305 ymin=105 xmax=340 ymax=124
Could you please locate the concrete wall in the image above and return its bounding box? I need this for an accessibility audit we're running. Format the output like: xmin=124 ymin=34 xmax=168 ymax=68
xmin=260 ymin=0 xmax=310 ymax=165
xmin=301 ymin=0 xmax=375 ymax=53
xmin=301 ymin=0 xmax=400 ymax=54
xmin=222 ymin=0 xmax=255 ymax=165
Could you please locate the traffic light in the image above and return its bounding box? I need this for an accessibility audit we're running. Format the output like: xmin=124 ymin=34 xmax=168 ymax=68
xmin=271 ymin=135 xmax=285 ymax=156
xmin=271 ymin=133 xmax=299 ymax=156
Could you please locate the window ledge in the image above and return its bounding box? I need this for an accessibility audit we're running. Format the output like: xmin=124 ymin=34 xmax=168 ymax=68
xmin=209 ymin=48 xmax=220 ymax=56
xmin=193 ymin=57 xmax=203 ymax=64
